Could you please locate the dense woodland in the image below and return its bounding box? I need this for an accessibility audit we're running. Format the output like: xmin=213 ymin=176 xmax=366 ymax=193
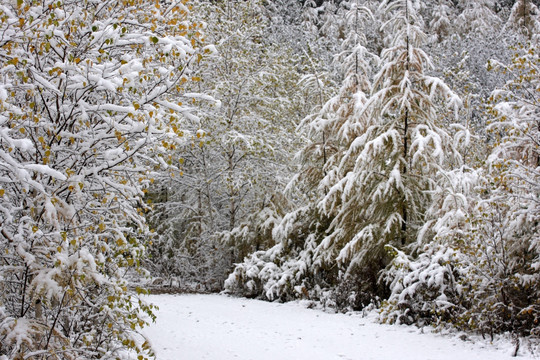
xmin=0 ymin=0 xmax=539 ymax=358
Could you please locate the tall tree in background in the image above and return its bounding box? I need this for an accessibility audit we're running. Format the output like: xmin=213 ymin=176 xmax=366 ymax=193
xmin=505 ymin=0 xmax=540 ymax=39
xmin=146 ymin=0 xmax=304 ymax=289
xmin=429 ymin=0 xmax=455 ymax=42
xmin=0 ymin=0 xmax=201 ymax=358
xmin=456 ymin=0 xmax=501 ymax=36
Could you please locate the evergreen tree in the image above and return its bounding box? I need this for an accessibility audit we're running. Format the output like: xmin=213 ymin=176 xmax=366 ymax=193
xmin=381 ymin=36 xmax=540 ymax=337
xmin=313 ymin=0 xmax=461 ymax=294
xmin=504 ymin=0 xmax=540 ymax=40
xmin=456 ymin=0 xmax=502 ymax=36
xmin=429 ymin=0 xmax=455 ymax=42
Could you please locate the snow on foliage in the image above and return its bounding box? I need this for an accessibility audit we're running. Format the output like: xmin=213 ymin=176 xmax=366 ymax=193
xmin=381 ymin=32 xmax=540 ymax=336
xmin=0 ymin=0 xmax=203 ymax=358
xmin=144 ymin=0 xmax=305 ymax=291
xmin=311 ymin=0 xmax=462 ymax=292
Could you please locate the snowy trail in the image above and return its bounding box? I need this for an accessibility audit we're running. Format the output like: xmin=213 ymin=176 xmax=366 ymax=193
xmin=143 ymin=294 xmax=530 ymax=360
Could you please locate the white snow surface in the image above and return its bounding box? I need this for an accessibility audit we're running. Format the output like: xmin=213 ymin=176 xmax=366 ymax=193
xmin=144 ymin=294 xmax=533 ymax=360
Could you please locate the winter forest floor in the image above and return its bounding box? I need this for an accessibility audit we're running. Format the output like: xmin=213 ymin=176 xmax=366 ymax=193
xmin=143 ymin=294 xmax=537 ymax=360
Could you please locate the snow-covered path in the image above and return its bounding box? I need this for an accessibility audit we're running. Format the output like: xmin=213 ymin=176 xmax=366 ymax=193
xmin=144 ymin=294 xmax=531 ymax=360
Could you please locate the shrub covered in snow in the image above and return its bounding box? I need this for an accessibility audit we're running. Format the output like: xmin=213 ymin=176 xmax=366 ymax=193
xmin=380 ymin=245 xmax=465 ymax=326
xmin=224 ymin=205 xmax=327 ymax=302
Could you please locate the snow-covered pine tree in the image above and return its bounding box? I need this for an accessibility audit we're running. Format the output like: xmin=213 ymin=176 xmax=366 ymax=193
xmin=379 ymin=163 xmax=482 ymax=327
xmin=504 ymin=0 xmax=540 ymax=40
xmin=291 ymin=0 xmax=378 ymax=307
xmin=380 ymin=34 xmax=540 ymax=336
xmin=224 ymin=0 xmax=375 ymax=306
xmin=313 ymin=0 xmax=461 ymax=300
xmin=298 ymin=0 xmax=373 ymax=197
xmin=429 ymin=0 xmax=455 ymax=42
xmin=0 ymin=0 xmax=203 ymax=357
xmin=456 ymin=0 xmax=502 ymax=36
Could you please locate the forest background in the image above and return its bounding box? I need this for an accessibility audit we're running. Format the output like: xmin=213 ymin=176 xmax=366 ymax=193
xmin=1 ymin=0 xmax=539 ymax=358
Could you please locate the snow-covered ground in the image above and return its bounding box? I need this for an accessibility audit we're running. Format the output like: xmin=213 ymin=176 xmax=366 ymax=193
xmin=143 ymin=294 xmax=536 ymax=360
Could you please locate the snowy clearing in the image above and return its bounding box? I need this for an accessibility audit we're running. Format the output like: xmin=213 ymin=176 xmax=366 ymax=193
xmin=143 ymin=294 xmax=534 ymax=360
